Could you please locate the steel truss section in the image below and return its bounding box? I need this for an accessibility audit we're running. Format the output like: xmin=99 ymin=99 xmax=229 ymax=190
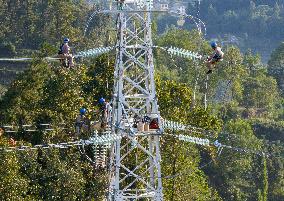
xmin=108 ymin=1 xmax=163 ymax=200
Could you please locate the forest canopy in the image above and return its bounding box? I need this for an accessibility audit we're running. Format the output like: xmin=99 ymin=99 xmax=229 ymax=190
xmin=0 ymin=1 xmax=284 ymax=201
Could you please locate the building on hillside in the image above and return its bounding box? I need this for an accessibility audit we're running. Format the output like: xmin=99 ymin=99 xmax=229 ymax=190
xmin=157 ymin=0 xmax=169 ymax=11
xmin=155 ymin=0 xmax=189 ymax=14
xmin=188 ymin=0 xmax=203 ymax=6
xmin=86 ymin=0 xmax=196 ymax=13
xmin=221 ymin=34 xmax=240 ymax=46
xmin=172 ymin=2 xmax=187 ymax=14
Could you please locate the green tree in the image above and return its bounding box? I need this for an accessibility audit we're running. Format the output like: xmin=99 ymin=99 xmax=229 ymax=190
xmin=213 ymin=119 xmax=263 ymax=201
xmin=266 ymin=142 xmax=284 ymax=201
xmin=155 ymin=77 xmax=222 ymax=200
xmin=0 ymin=84 xmax=7 ymax=99
xmin=155 ymin=28 xmax=209 ymax=85
xmin=0 ymin=58 xmax=98 ymax=142
xmin=0 ymin=151 xmax=29 ymax=200
xmin=162 ymin=135 xmax=222 ymax=201
xmin=36 ymin=149 xmax=86 ymax=201
xmin=242 ymin=74 xmax=280 ymax=112
xmin=262 ymin=156 xmax=268 ymax=201
xmin=268 ymin=42 xmax=284 ymax=96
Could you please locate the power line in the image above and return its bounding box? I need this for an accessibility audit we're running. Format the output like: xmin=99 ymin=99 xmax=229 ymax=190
xmin=2 ymin=118 xmax=282 ymax=159
xmin=0 ymin=46 xmax=114 ymax=67
xmin=1 ymin=123 xmax=70 ymax=133
xmin=0 ymin=131 xmax=118 ymax=153
xmin=0 ymin=140 xmax=83 ymax=152
xmin=156 ymin=46 xmax=202 ymax=60
xmin=0 ymin=68 xmax=24 ymax=73
xmin=170 ymin=132 xmax=284 ymax=159
xmin=162 ymin=119 xmax=216 ymax=138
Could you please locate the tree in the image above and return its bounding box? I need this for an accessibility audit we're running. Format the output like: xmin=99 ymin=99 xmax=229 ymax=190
xmin=261 ymin=156 xmax=268 ymax=201
xmin=266 ymin=142 xmax=284 ymax=201
xmin=268 ymin=42 xmax=284 ymax=96
xmin=155 ymin=76 xmax=222 ymax=200
xmin=162 ymin=135 xmax=222 ymax=201
xmin=0 ymin=149 xmax=29 ymax=200
xmin=36 ymin=149 xmax=86 ymax=201
xmin=213 ymin=119 xmax=263 ymax=201
xmin=0 ymin=59 xmax=94 ymax=142
xmin=0 ymin=84 xmax=7 ymax=99
xmin=155 ymin=28 xmax=209 ymax=85
xmin=242 ymin=74 xmax=280 ymax=113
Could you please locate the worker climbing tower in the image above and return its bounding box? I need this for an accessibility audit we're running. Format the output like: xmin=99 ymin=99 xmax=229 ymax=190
xmin=109 ymin=0 xmax=163 ymax=200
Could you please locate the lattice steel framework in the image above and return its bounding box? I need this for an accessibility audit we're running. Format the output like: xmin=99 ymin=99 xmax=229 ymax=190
xmin=108 ymin=0 xmax=163 ymax=200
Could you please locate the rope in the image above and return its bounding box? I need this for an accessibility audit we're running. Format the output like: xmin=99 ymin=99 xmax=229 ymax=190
xmin=204 ymin=74 xmax=209 ymax=110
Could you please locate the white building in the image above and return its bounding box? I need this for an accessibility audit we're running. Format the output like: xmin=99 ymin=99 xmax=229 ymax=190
xmin=155 ymin=0 xmax=189 ymax=14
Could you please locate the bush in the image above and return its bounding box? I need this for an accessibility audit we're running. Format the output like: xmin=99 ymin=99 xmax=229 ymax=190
xmin=0 ymin=42 xmax=16 ymax=57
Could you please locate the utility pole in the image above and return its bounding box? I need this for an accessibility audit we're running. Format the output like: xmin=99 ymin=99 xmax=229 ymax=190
xmin=108 ymin=0 xmax=163 ymax=200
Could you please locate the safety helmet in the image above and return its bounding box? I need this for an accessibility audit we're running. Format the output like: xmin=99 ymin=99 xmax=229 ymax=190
xmin=99 ymin=97 xmax=105 ymax=104
xmin=210 ymin=41 xmax=217 ymax=48
xmin=80 ymin=108 xmax=87 ymax=115
xmin=64 ymin=38 xmax=70 ymax=43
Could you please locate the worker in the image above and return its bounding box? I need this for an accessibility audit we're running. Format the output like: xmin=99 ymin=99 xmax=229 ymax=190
xmin=149 ymin=114 xmax=159 ymax=129
xmin=58 ymin=37 xmax=74 ymax=67
xmin=0 ymin=127 xmax=4 ymax=137
xmin=9 ymin=137 xmax=16 ymax=146
xmin=206 ymin=41 xmax=224 ymax=74
xmin=117 ymin=0 xmax=125 ymax=10
xmin=99 ymin=98 xmax=111 ymax=129
xmin=75 ymin=108 xmax=87 ymax=136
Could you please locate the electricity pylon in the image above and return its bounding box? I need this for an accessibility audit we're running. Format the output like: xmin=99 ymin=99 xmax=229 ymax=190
xmin=108 ymin=0 xmax=163 ymax=200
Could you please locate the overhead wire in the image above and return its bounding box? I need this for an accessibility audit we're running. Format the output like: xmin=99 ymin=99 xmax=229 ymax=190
xmin=0 ymin=123 xmax=70 ymax=133
xmin=0 ymin=140 xmax=83 ymax=152
xmin=170 ymin=131 xmax=284 ymax=159
xmin=0 ymin=131 xmax=119 ymax=153
xmin=2 ymin=120 xmax=280 ymax=182
xmin=0 ymin=68 xmax=24 ymax=73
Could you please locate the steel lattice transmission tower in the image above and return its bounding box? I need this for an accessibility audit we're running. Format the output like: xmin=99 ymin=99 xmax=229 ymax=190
xmin=108 ymin=0 xmax=163 ymax=200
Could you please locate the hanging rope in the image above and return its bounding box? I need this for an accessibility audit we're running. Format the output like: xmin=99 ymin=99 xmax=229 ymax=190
xmin=204 ymin=74 xmax=209 ymax=110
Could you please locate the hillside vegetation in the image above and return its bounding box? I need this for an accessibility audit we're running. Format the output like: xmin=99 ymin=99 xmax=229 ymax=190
xmin=0 ymin=1 xmax=284 ymax=201
xmin=167 ymin=0 xmax=284 ymax=62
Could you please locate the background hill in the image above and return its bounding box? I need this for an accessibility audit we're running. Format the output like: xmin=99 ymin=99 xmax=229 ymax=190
xmin=157 ymin=0 xmax=284 ymax=63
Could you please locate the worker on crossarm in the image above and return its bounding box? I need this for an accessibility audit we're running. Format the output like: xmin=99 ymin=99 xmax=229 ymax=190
xmin=58 ymin=37 xmax=74 ymax=67
xmin=206 ymin=41 xmax=224 ymax=74
xmin=75 ymin=108 xmax=87 ymax=136
xmin=0 ymin=127 xmax=4 ymax=137
xmin=9 ymin=137 xmax=16 ymax=146
xmin=149 ymin=114 xmax=159 ymax=129
xmin=99 ymin=98 xmax=111 ymax=129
